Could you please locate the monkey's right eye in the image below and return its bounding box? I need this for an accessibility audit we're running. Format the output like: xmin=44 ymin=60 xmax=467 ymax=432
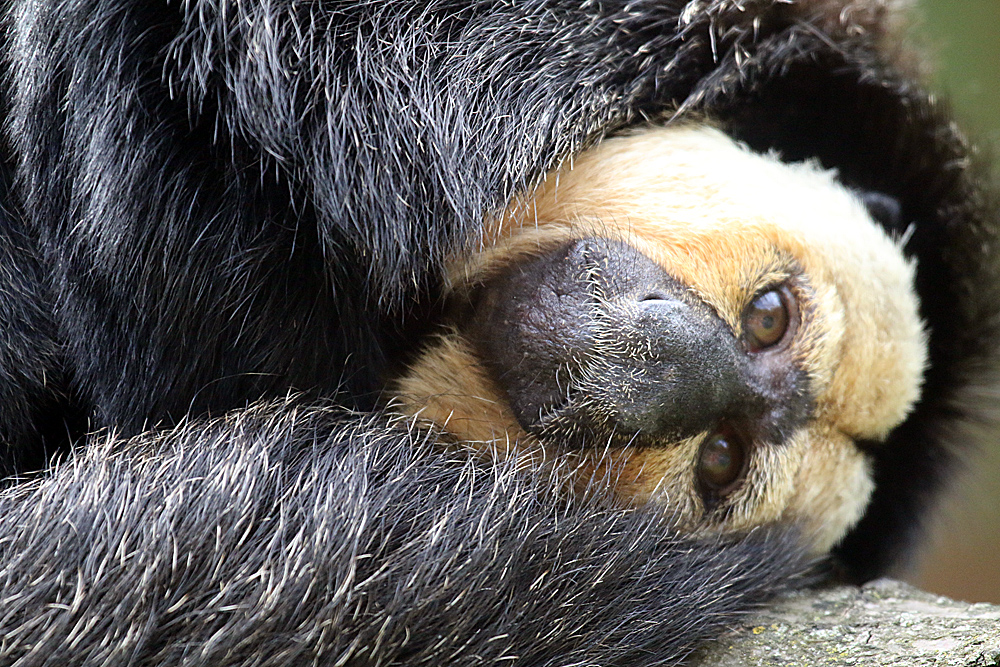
xmin=696 ymin=429 xmax=748 ymax=501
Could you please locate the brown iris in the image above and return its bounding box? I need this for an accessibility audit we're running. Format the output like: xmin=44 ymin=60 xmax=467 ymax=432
xmin=743 ymin=286 xmax=791 ymax=351
xmin=696 ymin=430 xmax=747 ymax=495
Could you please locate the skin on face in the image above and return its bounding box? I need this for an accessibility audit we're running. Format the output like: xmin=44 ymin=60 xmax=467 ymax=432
xmin=392 ymin=125 xmax=927 ymax=554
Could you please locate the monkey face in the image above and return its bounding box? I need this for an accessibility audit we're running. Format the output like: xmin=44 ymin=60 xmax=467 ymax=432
xmin=393 ymin=125 xmax=927 ymax=554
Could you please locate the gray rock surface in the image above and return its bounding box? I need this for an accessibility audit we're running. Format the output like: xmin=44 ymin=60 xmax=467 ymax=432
xmin=691 ymin=579 xmax=1000 ymax=666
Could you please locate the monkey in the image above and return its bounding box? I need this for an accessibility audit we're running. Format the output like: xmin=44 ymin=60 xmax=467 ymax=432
xmin=0 ymin=1 xmax=997 ymax=664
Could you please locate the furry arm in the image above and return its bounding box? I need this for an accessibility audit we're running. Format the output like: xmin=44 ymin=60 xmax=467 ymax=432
xmin=0 ymin=402 xmax=806 ymax=666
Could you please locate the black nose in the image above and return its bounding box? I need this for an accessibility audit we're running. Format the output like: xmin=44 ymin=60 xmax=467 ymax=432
xmin=464 ymin=238 xmax=785 ymax=447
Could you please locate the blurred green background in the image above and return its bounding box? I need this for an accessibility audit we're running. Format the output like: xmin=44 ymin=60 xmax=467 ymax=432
xmin=909 ymin=0 xmax=1000 ymax=604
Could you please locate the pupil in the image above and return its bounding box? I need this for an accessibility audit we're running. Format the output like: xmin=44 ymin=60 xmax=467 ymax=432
xmin=761 ymin=314 xmax=774 ymax=330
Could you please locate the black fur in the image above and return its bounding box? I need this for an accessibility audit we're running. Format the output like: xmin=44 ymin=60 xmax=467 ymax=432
xmin=0 ymin=164 xmax=81 ymax=475
xmin=0 ymin=0 xmax=996 ymax=662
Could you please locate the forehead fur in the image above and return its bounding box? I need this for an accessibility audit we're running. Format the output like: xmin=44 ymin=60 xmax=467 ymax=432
xmin=470 ymin=124 xmax=927 ymax=442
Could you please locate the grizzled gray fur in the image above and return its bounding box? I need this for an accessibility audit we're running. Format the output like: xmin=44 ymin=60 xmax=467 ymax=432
xmin=0 ymin=401 xmax=807 ymax=665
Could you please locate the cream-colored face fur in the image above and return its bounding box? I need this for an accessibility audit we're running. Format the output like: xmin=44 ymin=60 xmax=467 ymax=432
xmin=393 ymin=125 xmax=927 ymax=554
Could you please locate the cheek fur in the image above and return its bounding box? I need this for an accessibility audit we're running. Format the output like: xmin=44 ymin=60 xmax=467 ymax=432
xmin=391 ymin=333 xmax=527 ymax=451
xmin=783 ymin=425 xmax=875 ymax=553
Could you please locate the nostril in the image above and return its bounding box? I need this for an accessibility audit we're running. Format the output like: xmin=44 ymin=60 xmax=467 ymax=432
xmin=638 ymin=293 xmax=686 ymax=315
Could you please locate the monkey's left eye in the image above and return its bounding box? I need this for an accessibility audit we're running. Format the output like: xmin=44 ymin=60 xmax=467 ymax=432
xmin=743 ymin=286 xmax=793 ymax=351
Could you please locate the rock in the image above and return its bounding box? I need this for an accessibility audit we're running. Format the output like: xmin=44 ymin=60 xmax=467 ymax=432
xmin=691 ymin=579 xmax=1000 ymax=667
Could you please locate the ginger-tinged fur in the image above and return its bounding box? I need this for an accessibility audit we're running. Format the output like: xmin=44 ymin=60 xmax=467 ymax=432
xmin=394 ymin=125 xmax=927 ymax=553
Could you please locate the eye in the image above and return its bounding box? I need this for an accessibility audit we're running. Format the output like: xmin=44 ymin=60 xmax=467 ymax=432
xmin=696 ymin=429 xmax=748 ymax=497
xmin=743 ymin=286 xmax=792 ymax=351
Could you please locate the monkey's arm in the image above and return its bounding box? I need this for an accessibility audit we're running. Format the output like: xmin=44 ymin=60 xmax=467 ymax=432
xmin=0 ymin=401 xmax=808 ymax=666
